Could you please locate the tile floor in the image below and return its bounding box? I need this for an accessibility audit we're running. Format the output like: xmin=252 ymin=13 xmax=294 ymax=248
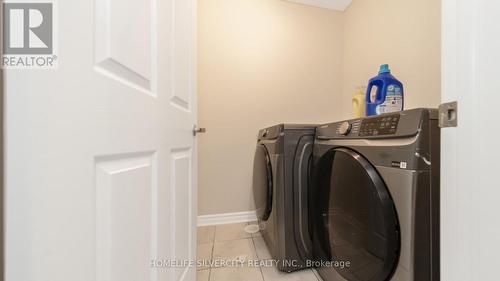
xmin=197 ymin=222 xmax=323 ymax=281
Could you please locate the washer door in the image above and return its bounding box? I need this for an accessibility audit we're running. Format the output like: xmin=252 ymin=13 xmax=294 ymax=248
xmin=253 ymin=144 xmax=273 ymax=221
xmin=317 ymin=148 xmax=400 ymax=281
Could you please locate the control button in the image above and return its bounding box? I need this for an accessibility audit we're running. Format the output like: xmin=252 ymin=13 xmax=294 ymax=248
xmin=339 ymin=121 xmax=352 ymax=135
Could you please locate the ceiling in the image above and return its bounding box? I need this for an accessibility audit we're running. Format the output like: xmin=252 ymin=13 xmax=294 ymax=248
xmin=285 ymin=0 xmax=353 ymax=11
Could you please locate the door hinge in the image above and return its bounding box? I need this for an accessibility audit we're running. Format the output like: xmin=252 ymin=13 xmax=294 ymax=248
xmin=439 ymin=101 xmax=458 ymax=128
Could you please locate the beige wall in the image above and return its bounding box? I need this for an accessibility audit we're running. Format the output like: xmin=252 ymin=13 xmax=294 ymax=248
xmin=341 ymin=0 xmax=441 ymax=119
xmin=198 ymin=0 xmax=441 ymax=216
xmin=198 ymin=0 xmax=344 ymax=215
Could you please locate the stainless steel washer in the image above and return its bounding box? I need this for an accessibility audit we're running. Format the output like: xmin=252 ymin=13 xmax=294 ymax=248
xmin=253 ymin=124 xmax=316 ymax=272
xmin=311 ymin=109 xmax=440 ymax=281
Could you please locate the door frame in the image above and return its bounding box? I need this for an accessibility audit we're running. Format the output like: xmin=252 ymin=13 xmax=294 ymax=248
xmin=441 ymin=0 xmax=500 ymax=280
xmin=1 ymin=65 xmax=4 ymax=281
xmin=0 ymin=0 xmax=4 ymax=268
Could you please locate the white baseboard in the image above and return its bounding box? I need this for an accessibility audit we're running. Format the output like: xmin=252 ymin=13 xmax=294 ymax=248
xmin=197 ymin=211 xmax=257 ymax=226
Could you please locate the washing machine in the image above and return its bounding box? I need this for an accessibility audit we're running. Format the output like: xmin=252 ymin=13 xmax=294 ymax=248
xmin=311 ymin=109 xmax=440 ymax=281
xmin=253 ymin=124 xmax=316 ymax=272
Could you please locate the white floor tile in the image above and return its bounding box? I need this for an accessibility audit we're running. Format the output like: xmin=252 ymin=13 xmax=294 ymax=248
xmin=210 ymin=266 xmax=263 ymax=281
xmin=261 ymin=267 xmax=319 ymax=281
xmin=215 ymin=223 xmax=252 ymax=242
xmin=213 ymin=238 xmax=257 ymax=263
xmin=197 ymin=269 xmax=210 ymax=281
xmin=198 ymin=226 xmax=216 ymax=244
xmin=253 ymin=236 xmax=272 ymax=260
xmin=197 ymin=243 xmax=213 ymax=270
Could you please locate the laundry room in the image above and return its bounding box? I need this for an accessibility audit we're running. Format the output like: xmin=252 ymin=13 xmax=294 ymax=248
xmin=4 ymin=0 xmax=500 ymax=280
xmin=197 ymin=0 xmax=440 ymax=280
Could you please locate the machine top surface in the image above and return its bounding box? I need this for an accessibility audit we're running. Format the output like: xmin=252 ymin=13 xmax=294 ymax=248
xmin=259 ymin=123 xmax=317 ymax=141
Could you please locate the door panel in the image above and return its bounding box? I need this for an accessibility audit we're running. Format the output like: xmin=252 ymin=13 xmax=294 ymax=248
xmin=294 ymin=138 xmax=314 ymax=260
xmin=95 ymin=0 xmax=152 ymax=94
xmin=4 ymin=0 xmax=197 ymax=280
xmin=171 ymin=0 xmax=194 ymax=111
xmin=96 ymin=152 xmax=156 ymax=281
xmin=316 ymin=148 xmax=400 ymax=281
xmin=253 ymin=144 xmax=273 ymax=222
xmin=171 ymin=148 xmax=194 ymax=280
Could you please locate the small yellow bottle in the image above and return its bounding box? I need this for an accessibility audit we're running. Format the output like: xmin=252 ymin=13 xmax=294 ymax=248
xmin=352 ymin=86 xmax=366 ymax=118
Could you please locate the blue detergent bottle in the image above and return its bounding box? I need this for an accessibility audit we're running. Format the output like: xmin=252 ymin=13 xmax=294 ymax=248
xmin=366 ymin=64 xmax=404 ymax=116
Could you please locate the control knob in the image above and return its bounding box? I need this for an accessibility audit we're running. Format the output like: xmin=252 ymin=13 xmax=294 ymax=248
xmin=339 ymin=121 xmax=352 ymax=135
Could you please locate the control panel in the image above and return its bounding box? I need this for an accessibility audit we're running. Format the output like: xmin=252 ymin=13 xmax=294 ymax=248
xmin=359 ymin=114 xmax=400 ymax=136
xmin=337 ymin=120 xmax=362 ymax=136
xmin=316 ymin=109 xmax=432 ymax=140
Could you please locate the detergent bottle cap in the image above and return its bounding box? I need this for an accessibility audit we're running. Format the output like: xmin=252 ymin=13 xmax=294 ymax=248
xmin=379 ymin=64 xmax=391 ymax=74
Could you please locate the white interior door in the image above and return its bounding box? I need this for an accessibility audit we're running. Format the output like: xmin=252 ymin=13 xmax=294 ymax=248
xmin=441 ymin=0 xmax=500 ymax=280
xmin=4 ymin=0 xmax=197 ymax=280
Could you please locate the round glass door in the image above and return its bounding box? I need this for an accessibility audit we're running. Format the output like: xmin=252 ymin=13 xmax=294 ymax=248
xmin=317 ymin=148 xmax=400 ymax=281
xmin=253 ymin=144 xmax=273 ymax=221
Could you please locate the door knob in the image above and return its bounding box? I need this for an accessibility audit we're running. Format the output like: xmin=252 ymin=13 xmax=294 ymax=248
xmin=193 ymin=125 xmax=207 ymax=136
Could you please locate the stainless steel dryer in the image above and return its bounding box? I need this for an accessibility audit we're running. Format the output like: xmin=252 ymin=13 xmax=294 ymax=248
xmin=311 ymin=109 xmax=440 ymax=281
xmin=253 ymin=124 xmax=316 ymax=272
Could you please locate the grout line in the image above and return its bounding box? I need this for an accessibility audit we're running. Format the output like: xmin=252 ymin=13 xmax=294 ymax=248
xmin=208 ymin=243 xmax=214 ymax=279
xmin=213 ymin=236 xmax=254 ymax=243
xmin=212 ymin=225 xmax=217 ymax=244
xmin=251 ymin=236 xmax=266 ymax=281
xmin=205 ymin=225 xmax=216 ymax=281
xmin=209 ymin=224 xmax=264 ymax=280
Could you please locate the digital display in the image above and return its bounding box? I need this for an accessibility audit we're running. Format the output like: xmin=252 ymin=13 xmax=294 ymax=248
xmin=359 ymin=114 xmax=400 ymax=137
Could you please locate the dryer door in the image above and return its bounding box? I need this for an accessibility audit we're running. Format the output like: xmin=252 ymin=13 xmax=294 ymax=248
xmin=317 ymin=148 xmax=400 ymax=281
xmin=253 ymin=144 xmax=273 ymax=221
